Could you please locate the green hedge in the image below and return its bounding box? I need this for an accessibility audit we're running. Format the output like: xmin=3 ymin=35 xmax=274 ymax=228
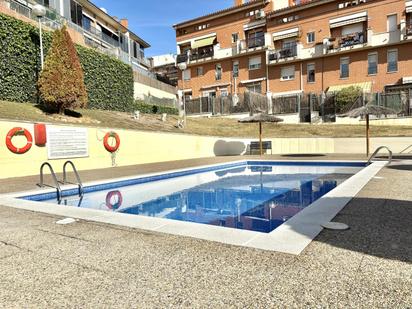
xmin=0 ymin=13 xmax=134 ymax=111
xmin=0 ymin=14 xmax=51 ymax=103
xmin=134 ymin=102 xmax=179 ymax=115
xmin=77 ymin=46 xmax=134 ymax=111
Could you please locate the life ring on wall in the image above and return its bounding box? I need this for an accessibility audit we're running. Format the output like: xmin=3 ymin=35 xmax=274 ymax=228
xmin=103 ymin=131 xmax=120 ymax=153
xmin=105 ymin=190 xmax=123 ymax=210
xmin=6 ymin=127 xmax=33 ymax=154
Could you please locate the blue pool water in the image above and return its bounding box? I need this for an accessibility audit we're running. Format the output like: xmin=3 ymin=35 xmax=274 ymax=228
xmin=23 ymin=161 xmax=364 ymax=233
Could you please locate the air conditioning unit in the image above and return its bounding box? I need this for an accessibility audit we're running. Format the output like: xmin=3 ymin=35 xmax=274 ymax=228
xmin=256 ymin=10 xmax=266 ymax=19
xmin=402 ymin=76 xmax=412 ymax=84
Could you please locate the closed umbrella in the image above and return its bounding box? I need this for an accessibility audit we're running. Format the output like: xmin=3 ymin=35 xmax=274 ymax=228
xmin=239 ymin=113 xmax=284 ymax=156
xmin=340 ymin=104 xmax=396 ymax=156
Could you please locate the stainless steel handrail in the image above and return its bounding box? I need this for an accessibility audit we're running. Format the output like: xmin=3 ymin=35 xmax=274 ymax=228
xmin=62 ymin=161 xmax=84 ymax=197
xmin=367 ymin=146 xmax=393 ymax=165
xmin=38 ymin=162 xmax=62 ymax=201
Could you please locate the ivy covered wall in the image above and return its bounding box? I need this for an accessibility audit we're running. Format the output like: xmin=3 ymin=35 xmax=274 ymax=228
xmin=0 ymin=13 xmax=134 ymax=111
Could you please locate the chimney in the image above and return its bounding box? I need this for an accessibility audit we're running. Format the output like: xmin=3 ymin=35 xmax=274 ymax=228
xmin=120 ymin=18 xmax=129 ymax=28
xmin=234 ymin=0 xmax=245 ymax=6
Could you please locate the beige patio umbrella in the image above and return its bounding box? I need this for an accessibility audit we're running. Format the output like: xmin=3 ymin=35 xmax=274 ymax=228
xmin=239 ymin=113 xmax=284 ymax=156
xmin=340 ymin=104 xmax=396 ymax=157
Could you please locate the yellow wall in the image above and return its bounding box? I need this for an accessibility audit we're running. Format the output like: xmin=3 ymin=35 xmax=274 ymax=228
xmin=0 ymin=119 xmax=409 ymax=180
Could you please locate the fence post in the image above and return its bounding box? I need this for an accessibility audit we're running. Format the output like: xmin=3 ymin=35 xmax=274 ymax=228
xmin=199 ymin=99 xmax=202 ymax=114
xmin=409 ymin=89 xmax=412 ymax=116
xmin=297 ymin=94 xmax=301 ymax=122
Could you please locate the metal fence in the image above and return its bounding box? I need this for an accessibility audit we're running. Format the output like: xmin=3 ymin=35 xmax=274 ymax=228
xmin=185 ymin=91 xmax=268 ymax=115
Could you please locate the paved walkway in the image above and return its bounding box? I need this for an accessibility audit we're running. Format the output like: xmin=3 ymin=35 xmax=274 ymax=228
xmin=0 ymin=156 xmax=411 ymax=307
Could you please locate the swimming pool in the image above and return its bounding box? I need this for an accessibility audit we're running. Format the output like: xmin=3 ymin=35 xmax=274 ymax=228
xmin=21 ymin=161 xmax=364 ymax=234
xmin=5 ymin=160 xmax=385 ymax=254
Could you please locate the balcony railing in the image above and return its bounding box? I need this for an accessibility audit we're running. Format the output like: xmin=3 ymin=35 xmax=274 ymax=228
xmin=85 ymin=25 xmax=120 ymax=48
xmin=247 ymin=34 xmax=265 ymax=49
xmin=190 ymin=47 xmax=214 ymax=61
xmin=328 ymin=31 xmax=366 ymax=50
xmin=269 ymin=44 xmax=298 ymax=61
xmin=407 ymin=24 xmax=412 ymax=36
xmin=176 ymin=53 xmax=188 ymax=64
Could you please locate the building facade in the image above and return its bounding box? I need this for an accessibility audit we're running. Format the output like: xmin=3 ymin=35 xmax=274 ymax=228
xmin=0 ymin=0 xmax=151 ymax=71
xmin=174 ymin=0 xmax=412 ymax=102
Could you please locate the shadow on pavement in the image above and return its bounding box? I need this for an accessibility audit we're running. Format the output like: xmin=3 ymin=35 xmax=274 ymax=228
xmin=307 ymin=197 xmax=412 ymax=263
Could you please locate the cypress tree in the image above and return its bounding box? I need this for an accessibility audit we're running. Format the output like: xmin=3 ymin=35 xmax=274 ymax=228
xmin=38 ymin=25 xmax=88 ymax=114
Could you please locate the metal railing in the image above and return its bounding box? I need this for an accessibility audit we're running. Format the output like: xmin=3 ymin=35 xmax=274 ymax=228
xmin=62 ymin=161 xmax=84 ymax=197
xmin=38 ymin=162 xmax=62 ymax=201
xmin=247 ymin=34 xmax=265 ymax=49
xmin=190 ymin=47 xmax=214 ymax=61
xmin=85 ymin=25 xmax=120 ymax=48
xmin=367 ymin=146 xmax=393 ymax=165
xmin=328 ymin=31 xmax=367 ymax=50
xmin=176 ymin=53 xmax=188 ymax=64
xmin=269 ymin=44 xmax=298 ymax=61
xmin=406 ymin=24 xmax=412 ymax=36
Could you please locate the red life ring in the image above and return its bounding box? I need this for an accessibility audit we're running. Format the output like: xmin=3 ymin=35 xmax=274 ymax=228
xmin=103 ymin=132 xmax=120 ymax=153
xmin=6 ymin=127 xmax=33 ymax=154
xmin=105 ymin=190 xmax=123 ymax=210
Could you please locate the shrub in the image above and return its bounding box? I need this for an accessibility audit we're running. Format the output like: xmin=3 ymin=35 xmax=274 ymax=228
xmin=133 ymin=101 xmax=179 ymax=115
xmin=38 ymin=26 xmax=88 ymax=114
xmin=335 ymin=86 xmax=363 ymax=112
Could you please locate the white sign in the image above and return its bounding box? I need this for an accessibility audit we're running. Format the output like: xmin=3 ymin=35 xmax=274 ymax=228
xmin=47 ymin=126 xmax=89 ymax=160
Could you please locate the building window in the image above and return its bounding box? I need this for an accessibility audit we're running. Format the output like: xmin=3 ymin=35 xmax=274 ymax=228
xmin=307 ymin=63 xmax=315 ymax=82
xmin=70 ymin=0 xmax=83 ymax=27
xmin=233 ymin=61 xmax=239 ymax=78
xmin=196 ymin=67 xmax=203 ymax=76
xmin=232 ymin=33 xmax=239 ymax=43
xmin=281 ymin=66 xmax=295 ymax=81
xmin=249 ymin=56 xmax=261 ymax=70
xmin=220 ymin=89 xmax=228 ymax=97
xmin=246 ymin=82 xmax=262 ymax=93
xmin=340 ymin=57 xmax=349 ymax=78
xmin=215 ymin=64 xmax=222 ymax=80
xmin=307 ymin=32 xmax=315 ymax=43
xmin=368 ymin=53 xmax=378 ymax=75
xmin=387 ymin=49 xmax=398 ymax=72
xmin=183 ymin=69 xmax=191 ymax=81
xmin=82 ymin=14 xmax=92 ymax=31
xmin=387 ymin=14 xmax=398 ymax=32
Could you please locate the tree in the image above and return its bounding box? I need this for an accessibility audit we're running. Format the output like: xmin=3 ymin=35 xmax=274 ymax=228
xmin=38 ymin=25 xmax=88 ymax=114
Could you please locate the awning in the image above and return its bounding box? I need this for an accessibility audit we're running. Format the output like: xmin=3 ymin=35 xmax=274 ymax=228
xmin=406 ymin=1 xmax=412 ymax=13
xmin=243 ymin=20 xmax=266 ymax=31
xmin=402 ymin=76 xmax=412 ymax=84
xmin=191 ymin=36 xmax=216 ymax=49
xmin=327 ymin=82 xmax=372 ymax=93
xmin=272 ymin=90 xmax=303 ymax=97
xmin=240 ymin=77 xmax=266 ymax=84
xmin=273 ymin=27 xmax=299 ymax=41
xmin=330 ymin=12 xmax=367 ymax=28
xmin=200 ymin=82 xmax=230 ymax=90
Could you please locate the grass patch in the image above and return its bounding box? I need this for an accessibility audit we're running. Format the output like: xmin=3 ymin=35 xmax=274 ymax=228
xmin=1 ymin=100 xmax=412 ymax=138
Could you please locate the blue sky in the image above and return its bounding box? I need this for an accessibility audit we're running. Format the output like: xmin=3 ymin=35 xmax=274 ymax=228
xmin=92 ymin=0 xmax=233 ymax=57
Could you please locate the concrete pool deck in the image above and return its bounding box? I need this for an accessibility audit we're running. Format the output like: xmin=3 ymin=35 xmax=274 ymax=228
xmin=0 ymin=155 xmax=411 ymax=307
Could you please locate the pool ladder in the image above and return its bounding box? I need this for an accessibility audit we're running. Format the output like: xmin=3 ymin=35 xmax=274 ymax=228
xmin=367 ymin=146 xmax=393 ymax=165
xmin=38 ymin=161 xmax=84 ymax=201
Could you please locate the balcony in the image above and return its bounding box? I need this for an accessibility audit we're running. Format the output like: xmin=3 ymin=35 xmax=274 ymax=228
xmin=268 ymin=43 xmax=298 ymax=62
xmin=247 ymin=34 xmax=265 ymax=49
xmin=326 ymin=31 xmax=367 ymax=53
xmin=190 ymin=46 xmax=214 ymax=61
xmin=85 ymin=25 xmax=120 ymax=49
xmin=407 ymin=24 xmax=412 ymax=36
xmin=176 ymin=53 xmax=188 ymax=64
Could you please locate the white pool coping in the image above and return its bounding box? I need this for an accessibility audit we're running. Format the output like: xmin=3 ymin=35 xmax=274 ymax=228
xmin=0 ymin=160 xmax=386 ymax=255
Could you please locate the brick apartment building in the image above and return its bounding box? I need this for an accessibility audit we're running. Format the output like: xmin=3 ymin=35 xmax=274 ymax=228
xmin=174 ymin=0 xmax=412 ymax=102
